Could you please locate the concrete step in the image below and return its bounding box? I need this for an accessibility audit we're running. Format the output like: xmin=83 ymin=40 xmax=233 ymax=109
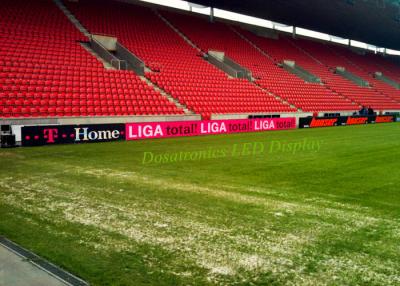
xmin=252 ymin=82 xmax=301 ymax=111
xmin=230 ymin=27 xmax=274 ymax=62
xmin=207 ymin=51 xmax=253 ymax=80
xmin=282 ymin=60 xmax=321 ymax=83
xmin=80 ymin=43 xmax=115 ymax=70
xmin=286 ymin=39 xmax=323 ymax=65
xmin=324 ymin=85 xmax=359 ymax=106
xmin=335 ymin=67 xmax=370 ymax=87
xmin=53 ymin=0 xmax=90 ymax=37
xmin=229 ymin=28 xmax=306 ymax=111
xmin=328 ymin=46 xmax=365 ymax=72
xmin=139 ymin=76 xmax=195 ymax=115
xmin=375 ymin=72 xmax=400 ymax=89
xmin=154 ymin=10 xmax=202 ymax=53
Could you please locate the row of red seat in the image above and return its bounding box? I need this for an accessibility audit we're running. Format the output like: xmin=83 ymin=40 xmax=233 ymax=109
xmin=66 ymin=0 xmax=296 ymax=119
xmin=2 ymin=106 xmax=179 ymax=118
xmin=287 ymin=38 xmax=400 ymax=110
xmin=160 ymin=12 xmax=361 ymax=112
xmin=329 ymin=47 xmax=400 ymax=102
xmin=1 ymin=0 xmax=399 ymax=120
xmin=0 ymin=0 xmax=184 ymax=118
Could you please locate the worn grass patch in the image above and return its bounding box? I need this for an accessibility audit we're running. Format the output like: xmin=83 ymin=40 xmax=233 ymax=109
xmin=1 ymin=123 xmax=399 ymax=285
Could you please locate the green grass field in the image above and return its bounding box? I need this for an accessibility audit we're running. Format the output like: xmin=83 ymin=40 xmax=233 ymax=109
xmin=1 ymin=123 xmax=400 ymax=286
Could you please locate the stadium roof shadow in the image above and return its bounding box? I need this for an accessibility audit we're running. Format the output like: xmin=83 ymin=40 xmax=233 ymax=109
xmin=193 ymin=0 xmax=400 ymax=50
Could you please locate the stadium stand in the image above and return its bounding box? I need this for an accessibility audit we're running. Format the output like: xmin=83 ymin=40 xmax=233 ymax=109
xmin=161 ymin=12 xmax=358 ymax=112
xmin=0 ymin=0 xmax=184 ymax=118
xmin=289 ymin=39 xmax=400 ymax=110
xmin=66 ymin=0 xmax=295 ymax=119
xmin=330 ymin=48 xmax=400 ymax=102
xmin=238 ymin=31 xmax=400 ymax=110
xmin=1 ymin=0 xmax=400 ymax=120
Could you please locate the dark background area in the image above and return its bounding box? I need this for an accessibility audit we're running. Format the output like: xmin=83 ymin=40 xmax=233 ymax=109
xmin=192 ymin=0 xmax=400 ymax=50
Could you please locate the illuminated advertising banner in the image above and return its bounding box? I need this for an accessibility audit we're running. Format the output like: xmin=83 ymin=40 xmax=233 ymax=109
xmin=126 ymin=118 xmax=296 ymax=140
xmin=299 ymin=115 xmax=394 ymax=128
xmin=21 ymin=124 xmax=125 ymax=146
xmin=345 ymin=117 xmax=368 ymax=125
xmin=375 ymin=116 xmax=396 ymax=123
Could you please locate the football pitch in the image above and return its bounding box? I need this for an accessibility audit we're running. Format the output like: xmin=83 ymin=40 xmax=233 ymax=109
xmin=1 ymin=123 xmax=399 ymax=286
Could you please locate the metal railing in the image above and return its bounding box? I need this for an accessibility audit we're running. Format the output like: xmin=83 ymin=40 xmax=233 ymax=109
xmin=90 ymin=38 xmax=127 ymax=70
xmin=116 ymin=42 xmax=145 ymax=75
xmin=283 ymin=62 xmax=321 ymax=83
xmin=207 ymin=54 xmax=240 ymax=78
xmin=111 ymin=59 xmax=128 ymax=70
xmin=336 ymin=67 xmax=369 ymax=87
xmin=224 ymin=56 xmax=252 ymax=80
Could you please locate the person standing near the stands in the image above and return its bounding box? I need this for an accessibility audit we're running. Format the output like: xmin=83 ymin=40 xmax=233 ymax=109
xmin=368 ymin=106 xmax=374 ymax=116
xmin=359 ymin=106 xmax=367 ymax=115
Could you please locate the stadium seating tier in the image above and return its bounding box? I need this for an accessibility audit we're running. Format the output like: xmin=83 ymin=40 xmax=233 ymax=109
xmin=1 ymin=0 xmax=400 ymax=120
xmin=0 ymin=0 xmax=184 ymax=118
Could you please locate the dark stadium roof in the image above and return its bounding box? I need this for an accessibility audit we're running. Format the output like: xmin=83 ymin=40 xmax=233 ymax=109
xmin=191 ymin=0 xmax=400 ymax=50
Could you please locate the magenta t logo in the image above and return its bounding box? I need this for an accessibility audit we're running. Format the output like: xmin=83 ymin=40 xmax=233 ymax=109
xmin=43 ymin=128 xmax=58 ymax=143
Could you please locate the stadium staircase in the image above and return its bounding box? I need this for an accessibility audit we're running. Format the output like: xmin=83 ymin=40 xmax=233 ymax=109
xmin=65 ymin=0 xmax=296 ymax=119
xmin=55 ymin=0 xmax=121 ymax=71
xmin=53 ymin=0 xmax=90 ymax=37
xmin=374 ymin=72 xmax=400 ymax=89
xmin=161 ymin=11 xmax=357 ymax=112
xmin=158 ymin=10 xmax=297 ymax=113
xmin=80 ymin=42 xmax=115 ymax=70
xmin=252 ymin=83 xmax=298 ymax=110
xmin=0 ymin=0 xmax=185 ymax=118
xmin=285 ymin=38 xmax=323 ymax=65
xmin=328 ymin=43 xmax=400 ymax=107
xmin=230 ymin=27 xmax=275 ymax=62
xmin=335 ymin=67 xmax=370 ymax=87
xmin=236 ymin=32 xmax=359 ymax=112
xmin=139 ymin=76 xmax=195 ymax=114
xmin=285 ymin=38 xmax=400 ymax=110
xmin=158 ymin=11 xmax=298 ymax=112
xmin=206 ymin=51 xmax=253 ymax=80
xmin=282 ymin=60 xmax=321 ymax=83
xmin=154 ymin=10 xmax=203 ymax=54
xmin=328 ymin=47 xmax=400 ymax=103
xmin=88 ymin=34 xmax=147 ymax=75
